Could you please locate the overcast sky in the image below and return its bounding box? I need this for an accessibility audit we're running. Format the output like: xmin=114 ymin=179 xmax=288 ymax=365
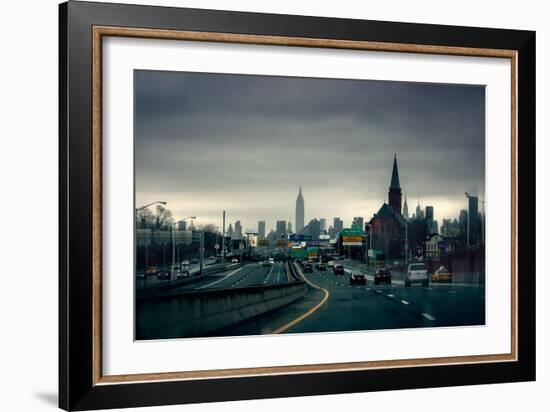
xmin=135 ymin=70 xmax=485 ymax=233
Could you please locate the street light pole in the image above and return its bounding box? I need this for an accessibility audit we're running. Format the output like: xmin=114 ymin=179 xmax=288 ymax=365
xmin=136 ymin=200 xmax=167 ymax=212
xmin=222 ymin=211 xmax=226 ymax=265
xmin=465 ymin=193 xmax=470 ymax=249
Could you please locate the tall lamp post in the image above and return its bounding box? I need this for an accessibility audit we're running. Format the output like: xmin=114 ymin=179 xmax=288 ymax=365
xmin=136 ymin=200 xmax=167 ymax=212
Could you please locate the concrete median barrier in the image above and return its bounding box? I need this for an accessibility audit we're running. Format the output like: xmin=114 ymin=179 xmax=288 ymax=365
xmin=136 ymin=281 xmax=308 ymax=339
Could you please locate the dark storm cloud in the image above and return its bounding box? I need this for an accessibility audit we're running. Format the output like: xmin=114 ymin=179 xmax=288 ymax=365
xmin=134 ymin=70 xmax=485 ymax=230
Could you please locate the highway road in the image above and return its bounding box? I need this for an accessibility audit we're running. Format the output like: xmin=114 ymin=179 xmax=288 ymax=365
xmin=212 ymin=262 xmax=486 ymax=337
xmin=165 ymin=262 xmax=292 ymax=292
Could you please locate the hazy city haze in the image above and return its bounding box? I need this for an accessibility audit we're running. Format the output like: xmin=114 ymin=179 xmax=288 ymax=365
xmin=135 ymin=70 xmax=485 ymax=231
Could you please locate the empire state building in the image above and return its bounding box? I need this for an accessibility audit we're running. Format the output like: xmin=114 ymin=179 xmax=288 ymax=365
xmin=295 ymin=187 xmax=304 ymax=234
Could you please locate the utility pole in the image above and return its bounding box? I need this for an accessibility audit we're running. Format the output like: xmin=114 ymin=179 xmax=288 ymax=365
xmin=465 ymin=193 xmax=470 ymax=249
xmin=199 ymin=231 xmax=205 ymax=274
xmin=171 ymin=224 xmax=176 ymax=274
xmin=221 ymin=211 xmax=226 ymax=265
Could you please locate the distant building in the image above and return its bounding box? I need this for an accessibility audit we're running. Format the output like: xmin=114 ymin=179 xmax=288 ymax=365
xmin=319 ymin=218 xmax=327 ymax=232
xmin=295 ymin=187 xmax=304 ymax=234
xmin=352 ymin=217 xmax=364 ymax=232
xmin=276 ymin=220 xmax=287 ymax=239
xmin=415 ymin=201 xmax=424 ymax=220
xmin=333 ymin=217 xmax=343 ymax=235
xmin=303 ymin=218 xmax=321 ymax=240
xmin=369 ymin=154 xmax=407 ymax=259
xmin=233 ymin=221 xmax=243 ymax=240
xmin=403 ymin=196 xmax=409 ymax=220
xmin=226 ymin=224 xmax=234 ymax=239
xmin=425 ymin=234 xmax=455 ymax=259
xmin=258 ymin=221 xmax=266 ymax=239
xmin=425 ymin=206 xmax=435 ymax=232
xmin=287 ymin=221 xmax=292 ymax=233
xmin=468 ymin=195 xmax=480 ymax=246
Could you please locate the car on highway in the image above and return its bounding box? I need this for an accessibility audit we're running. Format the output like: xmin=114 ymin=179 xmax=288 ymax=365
xmin=349 ymin=271 xmax=366 ymax=285
xmin=181 ymin=259 xmax=190 ymax=266
xmin=269 ymin=257 xmax=275 ymax=264
xmin=146 ymin=266 xmax=160 ymax=276
xmin=261 ymin=260 xmax=271 ymax=267
xmin=304 ymin=263 xmax=313 ymax=273
xmin=374 ymin=267 xmax=392 ymax=285
xmin=327 ymin=260 xmax=335 ymax=268
xmin=157 ymin=271 xmax=170 ymax=280
xmin=190 ymin=258 xmax=199 ymax=264
xmin=316 ymin=262 xmax=327 ymax=271
xmin=176 ymin=270 xmax=190 ymax=279
xmin=209 ymin=255 xmax=216 ymax=260
xmin=334 ymin=264 xmax=345 ymax=275
xmin=231 ymin=258 xmax=239 ymax=263
xmin=405 ymin=262 xmax=429 ymax=287
xmin=432 ymin=266 xmax=452 ymax=283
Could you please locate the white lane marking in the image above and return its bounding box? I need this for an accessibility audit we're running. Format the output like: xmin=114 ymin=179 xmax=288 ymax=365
xmin=449 ymin=290 xmax=458 ymax=294
xmin=197 ymin=265 xmax=247 ymax=289
xmin=387 ymin=294 xmax=394 ymax=298
xmin=401 ymin=300 xmax=410 ymax=305
xmin=422 ymin=313 xmax=436 ymax=320
xmin=366 ymin=288 xmax=371 ymax=291
xmin=377 ymin=290 xmax=382 ymax=293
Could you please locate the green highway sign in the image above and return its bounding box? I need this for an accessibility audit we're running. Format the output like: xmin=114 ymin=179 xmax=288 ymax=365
xmin=342 ymin=228 xmax=363 ymax=236
xmin=290 ymin=248 xmax=308 ymax=258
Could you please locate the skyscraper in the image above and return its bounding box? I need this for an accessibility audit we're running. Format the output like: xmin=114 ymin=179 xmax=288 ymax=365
xmin=403 ymin=196 xmax=409 ymax=220
xmin=388 ymin=153 xmax=402 ymax=215
xmin=295 ymin=187 xmax=304 ymax=234
xmin=287 ymin=221 xmax=292 ymax=233
xmin=333 ymin=217 xmax=343 ymax=234
xmin=468 ymin=195 xmax=480 ymax=245
xmin=319 ymin=218 xmax=327 ymax=233
xmin=276 ymin=220 xmax=287 ymax=239
xmin=425 ymin=205 xmax=434 ymax=232
xmin=353 ymin=217 xmax=364 ymax=232
xmin=258 ymin=220 xmax=266 ymax=239
xmin=234 ymin=221 xmax=243 ymax=240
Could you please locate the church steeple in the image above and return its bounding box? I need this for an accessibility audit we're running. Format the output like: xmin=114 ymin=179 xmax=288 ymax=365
xmin=390 ymin=153 xmax=401 ymax=189
xmin=388 ymin=154 xmax=403 ymax=215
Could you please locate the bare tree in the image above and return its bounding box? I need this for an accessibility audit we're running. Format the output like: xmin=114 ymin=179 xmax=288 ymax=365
xmin=155 ymin=205 xmax=172 ymax=229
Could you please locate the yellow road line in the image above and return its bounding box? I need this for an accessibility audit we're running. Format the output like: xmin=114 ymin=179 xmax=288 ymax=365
xmin=274 ymin=263 xmax=330 ymax=334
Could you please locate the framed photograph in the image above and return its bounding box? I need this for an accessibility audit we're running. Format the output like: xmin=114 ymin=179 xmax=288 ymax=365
xmin=59 ymin=1 xmax=535 ymax=410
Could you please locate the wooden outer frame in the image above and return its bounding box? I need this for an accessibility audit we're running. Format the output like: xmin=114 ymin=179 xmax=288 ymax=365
xmin=92 ymin=25 xmax=518 ymax=384
xmin=60 ymin=1 xmax=535 ymax=410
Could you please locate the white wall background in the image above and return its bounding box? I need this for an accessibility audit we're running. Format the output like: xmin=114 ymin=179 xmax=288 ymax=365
xmin=0 ymin=1 xmax=546 ymax=411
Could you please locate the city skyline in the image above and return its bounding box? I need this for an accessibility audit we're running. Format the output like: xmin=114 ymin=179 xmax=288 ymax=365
xmin=135 ymin=70 xmax=485 ymax=232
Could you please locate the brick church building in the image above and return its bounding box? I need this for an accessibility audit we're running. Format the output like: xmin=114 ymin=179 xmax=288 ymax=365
xmin=369 ymin=154 xmax=407 ymax=259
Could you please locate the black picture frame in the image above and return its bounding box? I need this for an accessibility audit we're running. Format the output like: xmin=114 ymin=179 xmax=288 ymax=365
xmin=59 ymin=1 xmax=536 ymax=410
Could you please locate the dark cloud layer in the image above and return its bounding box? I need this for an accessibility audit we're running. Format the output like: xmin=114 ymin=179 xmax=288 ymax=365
xmin=135 ymin=70 xmax=485 ymax=231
